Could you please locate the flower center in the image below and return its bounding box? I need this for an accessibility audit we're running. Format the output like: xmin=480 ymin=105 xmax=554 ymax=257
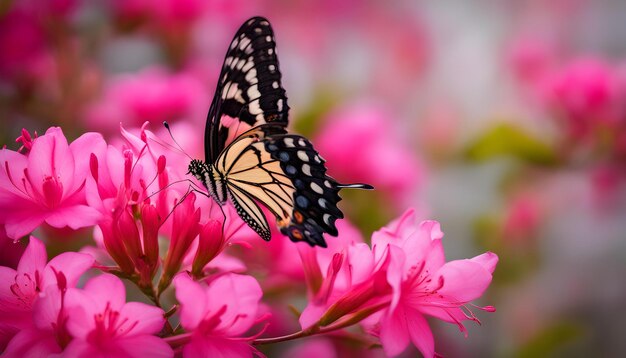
xmin=88 ymin=302 xmax=138 ymax=345
xmin=9 ymin=271 xmax=40 ymax=309
xmin=42 ymin=175 xmax=63 ymax=208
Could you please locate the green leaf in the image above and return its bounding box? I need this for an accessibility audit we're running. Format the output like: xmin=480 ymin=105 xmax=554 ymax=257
xmin=515 ymin=321 xmax=585 ymax=358
xmin=464 ymin=123 xmax=558 ymax=166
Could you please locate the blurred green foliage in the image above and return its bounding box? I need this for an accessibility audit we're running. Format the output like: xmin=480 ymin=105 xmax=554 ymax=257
xmin=465 ymin=123 xmax=559 ymax=166
xmin=515 ymin=321 xmax=585 ymax=358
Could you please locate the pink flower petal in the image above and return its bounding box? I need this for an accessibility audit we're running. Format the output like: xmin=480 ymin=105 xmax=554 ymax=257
xmin=3 ymin=207 xmax=49 ymax=239
xmin=69 ymin=132 xmax=107 ymax=185
xmin=0 ymin=149 xmax=28 ymax=200
xmin=435 ymin=259 xmax=495 ymax=302
xmin=470 ymin=251 xmax=499 ymax=274
xmin=3 ymin=327 xmax=62 ymax=357
xmin=82 ymin=273 xmax=127 ymax=311
xmin=174 ymin=274 xmax=208 ymax=330
xmin=42 ymin=251 xmax=93 ymax=290
xmin=119 ymin=302 xmax=166 ymax=335
xmin=299 ymin=301 xmax=327 ymax=330
xmin=17 ymin=237 xmax=47 ymax=274
xmin=43 ymin=203 xmax=101 ymax=230
xmin=27 ymin=127 xmax=75 ymax=197
xmin=183 ymin=336 xmax=256 ymax=358
xmin=115 ymin=335 xmax=174 ymax=358
xmin=406 ymin=309 xmax=435 ymax=358
xmin=379 ymin=305 xmax=410 ymax=357
xmin=209 ymin=273 xmax=263 ymax=336
xmin=32 ymin=285 xmax=62 ymax=330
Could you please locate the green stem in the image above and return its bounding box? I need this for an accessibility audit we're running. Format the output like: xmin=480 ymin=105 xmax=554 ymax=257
xmin=253 ymin=301 xmax=389 ymax=346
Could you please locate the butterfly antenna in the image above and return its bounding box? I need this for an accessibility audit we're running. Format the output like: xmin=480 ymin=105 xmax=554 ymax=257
xmin=163 ymin=121 xmax=193 ymax=160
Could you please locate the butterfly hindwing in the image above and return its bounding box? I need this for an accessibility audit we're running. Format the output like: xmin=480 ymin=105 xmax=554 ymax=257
xmin=263 ymin=134 xmax=357 ymax=248
xmin=205 ymin=16 xmax=289 ymax=164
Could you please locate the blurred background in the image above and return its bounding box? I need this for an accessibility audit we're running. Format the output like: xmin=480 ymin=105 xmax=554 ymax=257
xmin=2 ymin=0 xmax=626 ymax=356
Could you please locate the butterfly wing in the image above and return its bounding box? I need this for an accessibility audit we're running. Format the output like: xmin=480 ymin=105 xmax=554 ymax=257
xmin=205 ymin=16 xmax=289 ymax=164
xmin=215 ymin=125 xmax=372 ymax=247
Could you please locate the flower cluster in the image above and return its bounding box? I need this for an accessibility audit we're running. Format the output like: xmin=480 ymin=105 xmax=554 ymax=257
xmin=0 ymin=125 xmax=497 ymax=356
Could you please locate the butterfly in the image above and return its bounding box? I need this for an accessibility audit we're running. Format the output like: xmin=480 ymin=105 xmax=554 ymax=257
xmin=187 ymin=17 xmax=372 ymax=248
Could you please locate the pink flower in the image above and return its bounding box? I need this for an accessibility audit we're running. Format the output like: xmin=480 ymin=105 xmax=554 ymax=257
xmin=0 ymin=127 xmax=105 ymax=239
xmin=315 ymin=104 xmax=424 ymax=205
xmin=503 ymin=194 xmax=542 ymax=243
xmin=507 ymin=36 xmax=557 ymax=85
xmin=541 ymin=58 xmax=626 ymax=138
xmin=83 ymin=67 xmax=208 ymax=134
xmin=173 ymin=273 xmax=264 ymax=357
xmin=0 ymin=236 xmax=94 ymax=349
xmin=370 ymin=209 xmax=498 ymax=357
xmin=63 ymin=273 xmax=172 ymax=357
xmin=4 ymin=285 xmax=70 ymax=356
xmin=109 ymin=0 xmax=205 ymax=28
xmin=160 ymin=193 xmax=201 ymax=290
xmin=0 ymin=8 xmax=52 ymax=83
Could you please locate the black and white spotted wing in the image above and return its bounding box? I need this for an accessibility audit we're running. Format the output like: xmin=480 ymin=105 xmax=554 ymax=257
xmin=205 ymin=16 xmax=289 ymax=164
xmin=211 ymin=125 xmax=372 ymax=247
xmin=188 ymin=17 xmax=373 ymax=248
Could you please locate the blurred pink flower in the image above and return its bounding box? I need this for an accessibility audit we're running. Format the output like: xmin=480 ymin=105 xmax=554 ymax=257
xmin=0 ymin=8 xmax=54 ymax=84
xmin=0 ymin=236 xmax=94 ymax=350
xmin=369 ymin=209 xmax=498 ymax=357
xmin=315 ymin=104 xmax=423 ymax=204
xmin=541 ymin=58 xmax=626 ymax=138
xmin=173 ymin=273 xmax=264 ymax=357
xmin=109 ymin=0 xmax=205 ymax=28
xmin=83 ymin=67 xmax=208 ymax=134
xmin=63 ymin=273 xmax=172 ymax=357
xmin=508 ymin=36 xmax=557 ymax=85
xmin=0 ymin=127 xmax=105 ymax=239
xmin=503 ymin=194 xmax=542 ymax=242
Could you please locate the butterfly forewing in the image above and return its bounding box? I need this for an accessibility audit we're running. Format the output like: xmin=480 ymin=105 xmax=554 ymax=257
xmin=205 ymin=16 xmax=289 ymax=164
xmin=190 ymin=17 xmax=373 ymax=248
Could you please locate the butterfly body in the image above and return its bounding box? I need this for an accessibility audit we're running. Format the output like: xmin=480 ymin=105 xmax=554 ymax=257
xmin=189 ymin=17 xmax=372 ymax=247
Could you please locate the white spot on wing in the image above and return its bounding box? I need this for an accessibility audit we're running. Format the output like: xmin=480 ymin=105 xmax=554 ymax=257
xmin=272 ymin=81 xmax=279 ymax=89
xmin=247 ymin=84 xmax=260 ymax=100
xmin=245 ymin=68 xmax=257 ymax=83
xmin=249 ymin=99 xmax=262 ymax=115
xmin=318 ymin=198 xmax=327 ymax=208
xmin=324 ymin=180 xmax=332 ymax=188
xmin=298 ymin=138 xmax=306 ymax=147
xmin=302 ymin=164 xmax=311 ymax=176
xmin=311 ymin=182 xmax=323 ymax=194
xmin=277 ymin=99 xmax=283 ymax=111
xmin=239 ymin=37 xmax=251 ymax=51
xmin=268 ymin=64 xmax=276 ymax=72
xmin=323 ymin=214 xmax=331 ymax=225
xmin=297 ymin=150 xmax=309 ymax=162
xmin=266 ymin=36 xmax=272 ymax=42
xmin=268 ymin=48 xmax=274 ymax=55
xmin=284 ymin=138 xmax=295 ymax=147
xmin=222 ymin=82 xmax=244 ymax=102
xmin=242 ymin=58 xmax=254 ymax=72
